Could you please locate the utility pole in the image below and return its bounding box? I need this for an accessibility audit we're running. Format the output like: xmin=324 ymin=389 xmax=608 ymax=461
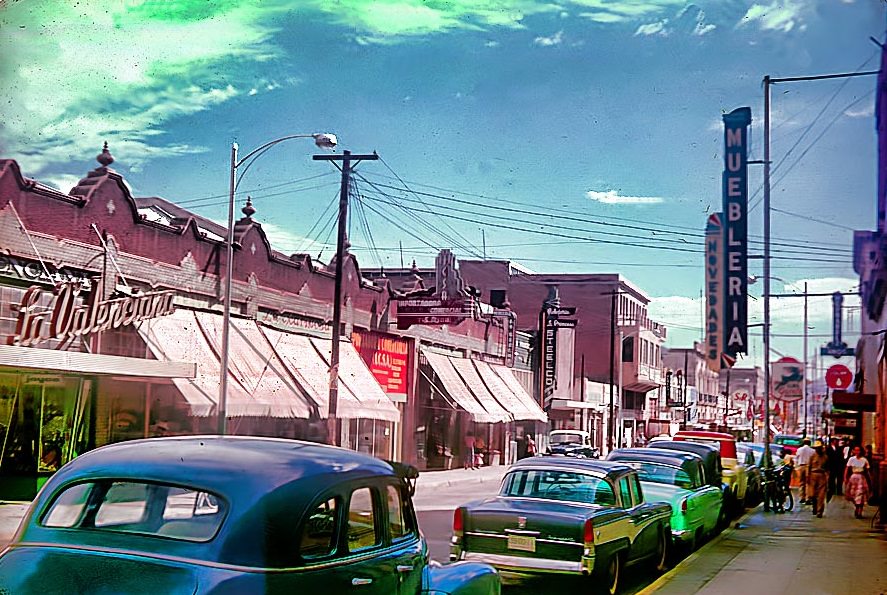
xmin=607 ymin=290 xmax=616 ymax=453
xmin=803 ymin=281 xmax=808 ymax=438
xmin=763 ymin=74 xmax=773 ymax=468
xmin=313 ymin=150 xmax=378 ymax=446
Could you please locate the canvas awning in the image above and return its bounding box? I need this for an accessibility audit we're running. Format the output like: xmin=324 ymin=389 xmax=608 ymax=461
xmin=449 ymin=358 xmax=512 ymax=423
xmin=490 ymin=364 xmax=547 ymax=423
xmin=259 ymin=327 xmax=399 ymax=422
xmin=476 ymin=361 xmax=547 ymax=422
xmin=422 ymin=350 xmax=499 ymax=424
xmin=195 ymin=312 xmax=314 ymax=419
xmin=138 ymin=309 xmax=239 ymax=417
xmin=0 ymin=343 xmax=195 ymax=380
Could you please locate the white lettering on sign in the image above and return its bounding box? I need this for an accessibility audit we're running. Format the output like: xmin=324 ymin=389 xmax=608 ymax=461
xmin=7 ymin=281 xmax=176 ymax=347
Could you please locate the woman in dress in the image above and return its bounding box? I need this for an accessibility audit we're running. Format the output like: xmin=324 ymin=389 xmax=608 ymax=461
xmin=843 ymin=445 xmax=872 ymax=519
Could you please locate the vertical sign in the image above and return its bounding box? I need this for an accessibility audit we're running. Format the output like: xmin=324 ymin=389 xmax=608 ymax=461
xmin=539 ymin=308 xmax=558 ymax=406
xmin=722 ymin=107 xmax=752 ymax=357
xmin=704 ymin=213 xmax=723 ymax=371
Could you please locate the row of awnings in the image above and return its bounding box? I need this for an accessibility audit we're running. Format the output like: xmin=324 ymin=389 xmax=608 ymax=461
xmin=423 ymin=350 xmax=547 ymax=423
xmin=138 ymin=309 xmax=400 ymax=422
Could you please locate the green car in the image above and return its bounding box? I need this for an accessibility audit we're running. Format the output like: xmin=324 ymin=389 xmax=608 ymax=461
xmin=607 ymin=448 xmax=723 ymax=550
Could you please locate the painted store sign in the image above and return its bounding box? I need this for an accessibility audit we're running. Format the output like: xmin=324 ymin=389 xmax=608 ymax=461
xmin=352 ymin=331 xmax=410 ymax=401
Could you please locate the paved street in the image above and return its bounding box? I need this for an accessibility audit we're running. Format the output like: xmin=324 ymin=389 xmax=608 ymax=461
xmin=4 ymin=472 xmax=885 ymax=595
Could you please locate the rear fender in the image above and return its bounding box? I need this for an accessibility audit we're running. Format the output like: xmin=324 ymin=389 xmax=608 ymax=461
xmin=423 ymin=560 xmax=500 ymax=595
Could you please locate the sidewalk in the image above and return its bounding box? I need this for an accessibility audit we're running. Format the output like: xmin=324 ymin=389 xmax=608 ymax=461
xmin=641 ymin=496 xmax=887 ymax=595
xmin=0 ymin=502 xmax=29 ymax=546
xmin=416 ymin=464 xmax=508 ymax=490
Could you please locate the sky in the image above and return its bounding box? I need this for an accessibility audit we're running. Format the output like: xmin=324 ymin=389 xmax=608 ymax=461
xmin=1 ymin=0 xmax=884 ymax=374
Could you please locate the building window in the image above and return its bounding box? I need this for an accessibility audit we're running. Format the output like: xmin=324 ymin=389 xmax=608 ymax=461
xmin=622 ymin=336 xmax=634 ymax=362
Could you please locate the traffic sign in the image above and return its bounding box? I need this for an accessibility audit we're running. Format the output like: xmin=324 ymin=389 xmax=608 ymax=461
xmin=825 ymin=364 xmax=853 ymax=390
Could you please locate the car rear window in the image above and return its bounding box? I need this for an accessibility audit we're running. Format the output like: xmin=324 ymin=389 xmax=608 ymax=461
xmin=501 ymin=469 xmax=616 ymax=505
xmin=41 ymin=480 xmax=226 ymax=542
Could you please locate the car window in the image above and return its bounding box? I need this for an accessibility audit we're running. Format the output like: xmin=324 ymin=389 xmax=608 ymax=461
xmin=386 ymin=484 xmax=411 ymax=541
xmin=501 ymin=470 xmax=615 ymax=505
xmin=347 ymin=487 xmax=380 ymax=552
xmin=299 ymin=497 xmax=339 ymax=559
xmin=619 ymin=477 xmax=633 ymax=508
xmin=42 ymin=481 xmax=226 ymax=542
xmin=630 ymin=475 xmax=643 ymax=504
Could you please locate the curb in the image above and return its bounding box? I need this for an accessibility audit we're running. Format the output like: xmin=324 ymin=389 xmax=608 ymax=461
xmin=418 ymin=470 xmax=507 ymax=491
xmin=636 ymin=505 xmax=760 ymax=595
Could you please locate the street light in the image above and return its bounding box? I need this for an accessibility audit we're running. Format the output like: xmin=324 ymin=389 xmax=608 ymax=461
xmin=218 ymin=133 xmax=337 ymax=436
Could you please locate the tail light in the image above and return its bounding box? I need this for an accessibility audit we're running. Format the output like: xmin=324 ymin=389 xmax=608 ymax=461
xmin=681 ymin=498 xmax=688 ymax=513
xmin=453 ymin=507 xmax=464 ymax=534
xmin=583 ymin=519 xmax=594 ymax=545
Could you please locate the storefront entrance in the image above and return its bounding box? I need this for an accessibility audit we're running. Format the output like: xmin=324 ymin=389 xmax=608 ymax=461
xmin=0 ymin=373 xmax=92 ymax=500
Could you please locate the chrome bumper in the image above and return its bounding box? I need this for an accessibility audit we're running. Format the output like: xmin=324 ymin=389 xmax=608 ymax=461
xmin=672 ymin=529 xmax=696 ymax=543
xmin=457 ymin=551 xmax=595 ymax=576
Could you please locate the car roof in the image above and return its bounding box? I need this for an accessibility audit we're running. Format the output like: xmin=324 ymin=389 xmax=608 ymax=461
xmin=511 ymin=456 xmax=633 ymax=479
xmin=607 ymin=447 xmax=703 ymax=467
xmin=650 ymin=440 xmax=720 ymax=457
xmin=49 ymin=435 xmax=395 ymax=501
xmin=550 ymin=429 xmax=589 ymax=436
xmin=674 ymin=430 xmax=734 ymax=440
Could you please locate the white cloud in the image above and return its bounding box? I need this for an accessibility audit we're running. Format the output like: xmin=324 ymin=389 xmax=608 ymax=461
xmin=248 ymin=88 xmax=259 ymax=96
xmin=738 ymin=1 xmax=806 ymax=33
xmin=635 ymin=20 xmax=668 ymax=37
xmin=40 ymin=174 xmax=83 ymax=195
xmin=579 ymin=11 xmax=627 ymax=23
xmin=845 ymin=100 xmax=875 ymax=119
xmin=694 ymin=22 xmax=716 ymax=36
xmin=484 ymin=40 xmax=500 ymax=47
xmin=533 ymin=30 xmax=564 ymax=46
xmin=259 ymin=221 xmax=332 ymax=255
xmin=586 ymin=189 xmax=665 ymax=205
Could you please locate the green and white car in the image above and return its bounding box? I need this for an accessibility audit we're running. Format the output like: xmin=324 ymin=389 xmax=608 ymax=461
xmin=607 ymin=448 xmax=723 ymax=551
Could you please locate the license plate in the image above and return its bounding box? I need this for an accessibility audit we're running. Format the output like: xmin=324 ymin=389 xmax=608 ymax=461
xmin=507 ymin=534 xmax=536 ymax=552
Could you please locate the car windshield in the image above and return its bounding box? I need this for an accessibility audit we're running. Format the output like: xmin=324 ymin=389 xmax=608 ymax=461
xmin=550 ymin=434 xmax=583 ymax=445
xmin=619 ymin=461 xmax=697 ymax=489
xmin=501 ymin=469 xmax=616 ymax=506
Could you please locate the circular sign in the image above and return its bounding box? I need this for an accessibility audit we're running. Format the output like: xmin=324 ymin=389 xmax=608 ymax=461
xmin=825 ymin=364 xmax=853 ymax=389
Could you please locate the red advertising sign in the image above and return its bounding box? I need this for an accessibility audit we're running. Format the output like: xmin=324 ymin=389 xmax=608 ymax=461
xmin=825 ymin=364 xmax=853 ymax=390
xmin=352 ymin=331 xmax=410 ymax=400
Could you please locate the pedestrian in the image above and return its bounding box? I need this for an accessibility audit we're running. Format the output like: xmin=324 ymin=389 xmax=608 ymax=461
xmin=464 ymin=433 xmax=476 ymax=470
xmin=843 ymin=445 xmax=873 ymax=519
xmin=475 ymin=436 xmax=486 ymax=467
xmin=826 ymin=438 xmax=844 ymax=500
xmin=808 ymin=440 xmax=829 ymax=518
xmin=794 ymin=438 xmax=814 ymax=505
xmin=525 ymin=434 xmax=537 ymax=458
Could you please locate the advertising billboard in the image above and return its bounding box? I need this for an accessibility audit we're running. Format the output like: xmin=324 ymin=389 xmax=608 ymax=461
xmin=352 ymin=331 xmax=410 ymax=401
xmin=722 ymin=107 xmax=751 ymax=357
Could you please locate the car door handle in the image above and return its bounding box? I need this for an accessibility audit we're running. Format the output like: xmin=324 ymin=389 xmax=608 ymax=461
xmin=352 ymin=577 xmax=373 ymax=586
xmin=396 ymin=564 xmax=414 ymax=573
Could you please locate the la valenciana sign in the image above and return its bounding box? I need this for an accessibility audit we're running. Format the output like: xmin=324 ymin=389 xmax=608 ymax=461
xmin=8 ymin=280 xmax=176 ymax=347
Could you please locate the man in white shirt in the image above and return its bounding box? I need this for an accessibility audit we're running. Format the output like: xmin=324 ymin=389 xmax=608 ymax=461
xmin=794 ymin=438 xmax=815 ymax=504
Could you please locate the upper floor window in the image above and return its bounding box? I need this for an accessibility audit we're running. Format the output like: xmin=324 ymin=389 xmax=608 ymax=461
xmin=622 ymin=336 xmax=634 ymax=362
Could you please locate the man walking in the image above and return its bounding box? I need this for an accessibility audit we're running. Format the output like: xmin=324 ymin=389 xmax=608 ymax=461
xmin=808 ymin=440 xmax=829 ymax=517
xmin=794 ymin=438 xmax=815 ymax=505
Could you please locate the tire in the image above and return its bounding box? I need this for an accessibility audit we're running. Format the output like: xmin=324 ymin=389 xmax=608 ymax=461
xmin=783 ymin=488 xmax=793 ymax=512
xmin=593 ymin=552 xmax=622 ymax=595
xmin=652 ymin=528 xmax=669 ymax=573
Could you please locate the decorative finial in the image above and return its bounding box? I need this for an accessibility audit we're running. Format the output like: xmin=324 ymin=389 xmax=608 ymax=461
xmin=96 ymin=141 xmax=114 ymax=167
xmin=380 ymin=265 xmax=386 ymax=278
xmin=241 ymin=196 xmax=256 ymax=218
xmin=410 ymin=259 xmax=419 ymax=274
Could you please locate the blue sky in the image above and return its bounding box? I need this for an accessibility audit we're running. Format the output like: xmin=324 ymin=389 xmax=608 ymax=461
xmin=1 ymin=0 xmax=884 ymax=370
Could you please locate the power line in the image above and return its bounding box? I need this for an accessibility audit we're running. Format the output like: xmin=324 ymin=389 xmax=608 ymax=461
xmin=174 ymin=171 xmax=337 ymax=207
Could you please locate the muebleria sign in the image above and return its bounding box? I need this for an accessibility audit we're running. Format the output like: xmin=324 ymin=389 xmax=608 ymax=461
xmin=722 ymin=107 xmax=751 ymax=357
xmin=8 ymin=279 xmax=175 ymax=347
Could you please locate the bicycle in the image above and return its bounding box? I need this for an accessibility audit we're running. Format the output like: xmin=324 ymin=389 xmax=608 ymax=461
xmin=762 ymin=464 xmax=794 ymax=513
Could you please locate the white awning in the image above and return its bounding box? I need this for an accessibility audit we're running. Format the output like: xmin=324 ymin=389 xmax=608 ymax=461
xmin=422 ymin=351 xmax=499 ymax=424
xmin=475 ymin=361 xmax=547 ymax=422
xmin=450 ymin=358 xmax=512 ymax=423
xmin=195 ymin=311 xmax=314 ymax=418
xmin=138 ymin=310 xmax=236 ymax=417
xmin=0 ymin=343 xmax=195 ymax=380
xmin=490 ymin=364 xmax=547 ymax=423
xmin=309 ymin=338 xmax=401 ymax=423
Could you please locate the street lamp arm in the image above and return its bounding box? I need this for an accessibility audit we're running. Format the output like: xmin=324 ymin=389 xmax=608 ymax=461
xmin=235 ymin=133 xmax=337 ymax=169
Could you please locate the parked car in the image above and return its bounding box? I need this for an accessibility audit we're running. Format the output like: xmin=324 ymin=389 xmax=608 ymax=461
xmin=450 ymin=457 xmax=671 ymax=595
xmin=547 ymin=429 xmax=600 ymax=458
xmin=647 ymin=440 xmax=731 ymax=526
xmin=672 ymin=431 xmax=750 ymax=513
xmin=774 ymin=434 xmax=804 ymax=456
xmin=607 ymin=448 xmax=723 ymax=551
xmin=0 ymin=436 xmax=500 ymax=595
